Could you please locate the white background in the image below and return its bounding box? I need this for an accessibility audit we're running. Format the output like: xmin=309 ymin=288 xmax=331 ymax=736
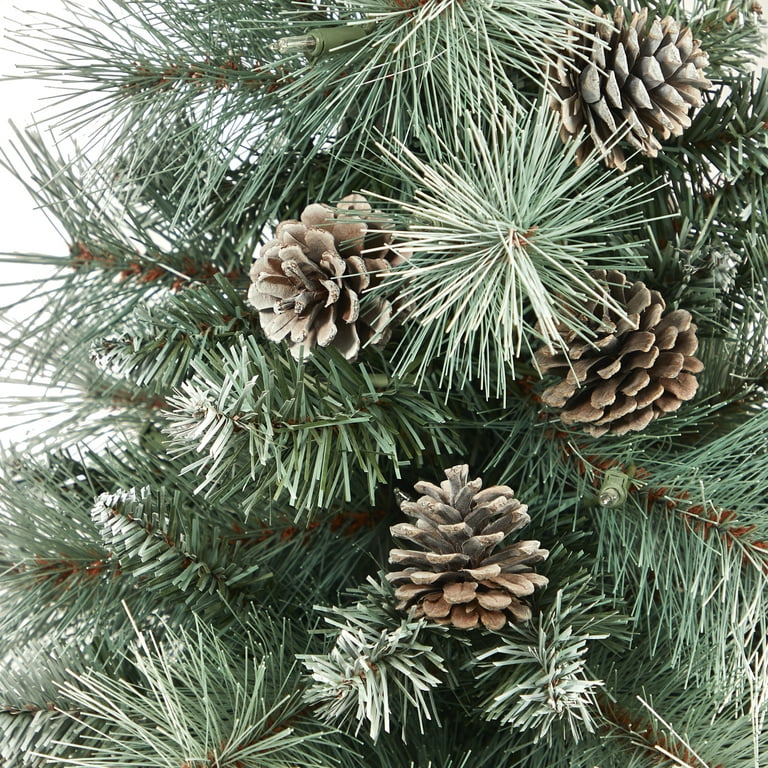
xmin=1 ymin=3 xmax=70 ymax=258
xmin=0 ymin=2 xmax=106 ymax=445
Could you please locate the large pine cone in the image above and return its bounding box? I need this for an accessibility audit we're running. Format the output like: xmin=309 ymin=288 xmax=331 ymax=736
xmin=549 ymin=6 xmax=711 ymax=170
xmin=387 ymin=465 xmax=549 ymax=631
xmin=535 ymin=270 xmax=703 ymax=437
xmin=248 ymin=195 xmax=407 ymax=360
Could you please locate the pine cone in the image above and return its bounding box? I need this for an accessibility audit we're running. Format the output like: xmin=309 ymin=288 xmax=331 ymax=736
xmin=387 ymin=465 xmax=549 ymax=631
xmin=535 ymin=270 xmax=704 ymax=437
xmin=549 ymin=6 xmax=711 ymax=170
xmin=248 ymin=195 xmax=407 ymax=360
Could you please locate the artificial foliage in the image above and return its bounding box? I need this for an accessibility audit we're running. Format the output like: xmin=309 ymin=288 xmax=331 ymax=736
xmin=0 ymin=0 xmax=767 ymax=767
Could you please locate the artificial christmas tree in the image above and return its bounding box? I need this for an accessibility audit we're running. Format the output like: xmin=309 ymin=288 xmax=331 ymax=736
xmin=1 ymin=0 xmax=767 ymax=767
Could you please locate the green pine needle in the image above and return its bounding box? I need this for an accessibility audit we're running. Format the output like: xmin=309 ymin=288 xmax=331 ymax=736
xmin=48 ymin=616 xmax=333 ymax=768
xmin=368 ymin=102 xmax=655 ymax=398
xmin=301 ymin=578 xmax=446 ymax=742
xmin=163 ymin=336 xmax=463 ymax=514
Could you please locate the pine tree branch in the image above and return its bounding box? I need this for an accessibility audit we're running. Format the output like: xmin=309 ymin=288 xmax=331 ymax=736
xmin=91 ymin=274 xmax=255 ymax=396
xmin=474 ymin=566 xmax=629 ymax=745
xmin=591 ymin=493 xmax=768 ymax=705
xmin=163 ymin=337 xmax=463 ymax=514
xmin=0 ymin=449 xmax=137 ymax=648
xmin=46 ymin=616 xmax=335 ymax=768
xmin=367 ymin=102 xmax=656 ymax=398
xmin=91 ymin=487 xmax=273 ymax=623
xmin=301 ymin=577 xmax=446 ymax=742
xmin=689 ymin=0 xmax=765 ymax=75
xmin=1 ymin=644 xmax=105 ymax=768
xmin=597 ymin=696 xmax=714 ymax=768
xmin=665 ymin=71 xmax=768 ymax=192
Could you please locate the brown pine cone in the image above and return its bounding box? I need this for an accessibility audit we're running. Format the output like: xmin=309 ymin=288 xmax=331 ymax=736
xmin=248 ymin=194 xmax=407 ymax=360
xmin=387 ymin=465 xmax=549 ymax=631
xmin=549 ymin=6 xmax=711 ymax=170
xmin=535 ymin=270 xmax=704 ymax=437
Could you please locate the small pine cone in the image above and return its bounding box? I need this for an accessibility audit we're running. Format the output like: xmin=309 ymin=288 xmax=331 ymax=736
xmin=387 ymin=465 xmax=549 ymax=631
xmin=535 ymin=270 xmax=704 ymax=437
xmin=248 ymin=194 xmax=408 ymax=360
xmin=549 ymin=6 xmax=711 ymax=170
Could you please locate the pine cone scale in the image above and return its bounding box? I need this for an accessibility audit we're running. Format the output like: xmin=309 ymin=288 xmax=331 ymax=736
xmin=409 ymin=570 xmax=445 ymax=586
xmin=561 ymin=400 xmax=604 ymax=424
xmin=549 ymin=6 xmax=710 ymax=169
xmin=476 ymin=591 xmax=513 ymax=610
xmin=653 ymin=351 xmax=684 ymax=378
xmin=638 ymin=56 xmax=664 ymax=88
xmin=482 ymin=511 xmax=531 ymax=536
xmin=479 ymin=609 xmax=507 ymax=631
xmin=392 ymin=582 xmax=432 ymax=602
xmin=536 ymin=270 xmax=702 ymax=435
xmin=489 ymin=572 xmax=548 ymax=594
xmin=248 ymin=195 xmax=404 ymax=360
xmin=259 ymin=274 xmax=299 ymax=299
xmin=389 ymin=548 xmax=437 ymax=565
xmin=463 ymin=532 xmax=505 ymax=554
xmin=487 ymin=541 xmax=549 ymax=569
xmin=620 ymin=330 xmax=656 ymax=355
xmin=635 ymin=381 xmax=666 ymax=408
xmin=462 ymin=564 xmax=503 ymax=581
xmin=451 ymin=606 xmax=480 ymax=629
xmin=661 ymin=373 xmax=697 ymax=400
xmin=625 ymin=286 xmax=651 ymax=316
xmin=262 ymin=311 xmax=295 ymax=341
xmin=656 ymin=394 xmax=683 ymax=412
xmin=422 ymin=596 xmax=451 ymax=618
xmin=427 ymin=553 xmax=471 ymax=568
xmin=412 ymin=481 xmax=450 ymax=503
xmin=619 ymin=369 xmax=650 ymax=396
xmin=594 ymin=395 xmax=637 ymax=423
xmin=388 ymin=466 xmax=548 ymax=630
xmin=591 ymin=379 xmax=619 ymax=407
xmin=596 ymin=359 xmax=622 ymax=379
xmin=444 ymin=581 xmax=478 ymax=604
xmin=508 ymin=603 xmax=533 ymax=622
xmin=625 ymin=347 xmax=659 ymax=369
xmin=684 ymin=356 xmax=705 ymax=374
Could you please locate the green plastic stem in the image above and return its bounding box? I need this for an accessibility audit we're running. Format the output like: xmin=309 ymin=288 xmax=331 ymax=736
xmin=306 ymin=23 xmax=375 ymax=57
